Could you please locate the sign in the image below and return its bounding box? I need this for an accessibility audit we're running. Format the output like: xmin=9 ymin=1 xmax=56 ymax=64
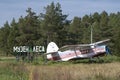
xmin=13 ymin=46 xmax=45 ymax=52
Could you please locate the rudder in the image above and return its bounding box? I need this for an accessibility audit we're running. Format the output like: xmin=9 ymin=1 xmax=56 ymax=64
xmin=46 ymin=42 xmax=59 ymax=53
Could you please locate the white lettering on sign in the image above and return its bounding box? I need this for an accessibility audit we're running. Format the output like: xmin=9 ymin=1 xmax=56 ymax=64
xmin=13 ymin=46 xmax=45 ymax=52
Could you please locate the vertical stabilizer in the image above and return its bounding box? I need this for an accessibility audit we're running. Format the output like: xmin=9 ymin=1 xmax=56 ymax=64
xmin=46 ymin=42 xmax=59 ymax=53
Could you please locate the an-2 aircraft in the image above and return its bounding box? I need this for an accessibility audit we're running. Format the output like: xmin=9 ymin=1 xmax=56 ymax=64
xmin=45 ymin=39 xmax=110 ymax=62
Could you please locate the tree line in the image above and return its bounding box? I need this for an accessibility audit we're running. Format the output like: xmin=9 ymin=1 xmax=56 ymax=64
xmin=0 ymin=2 xmax=120 ymax=56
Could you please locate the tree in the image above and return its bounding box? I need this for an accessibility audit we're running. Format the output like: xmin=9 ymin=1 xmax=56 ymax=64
xmin=68 ymin=17 xmax=82 ymax=44
xmin=16 ymin=8 xmax=40 ymax=46
xmin=99 ymin=11 xmax=110 ymax=39
xmin=40 ymin=2 xmax=68 ymax=47
xmin=81 ymin=15 xmax=92 ymax=43
xmin=0 ymin=21 xmax=10 ymax=55
xmin=113 ymin=12 xmax=120 ymax=56
xmin=7 ymin=18 xmax=19 ymax=55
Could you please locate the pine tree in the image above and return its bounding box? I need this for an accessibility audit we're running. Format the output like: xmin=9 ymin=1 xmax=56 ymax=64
xmin=68 ymin=17 xmax=82 ymax=44
xmin=40 ymin=2 xmax=68 ymax=47
xmin=0 ymin=21 xmax=10 ymax=55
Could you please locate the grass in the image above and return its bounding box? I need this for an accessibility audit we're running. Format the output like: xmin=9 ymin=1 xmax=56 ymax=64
xmin=0 ymin=55 xmax=120 ymax=80
xmin=0 ymin=62 xmax=29 ymax=80
xmin=28 ymin=62 xmax=120 ymax=80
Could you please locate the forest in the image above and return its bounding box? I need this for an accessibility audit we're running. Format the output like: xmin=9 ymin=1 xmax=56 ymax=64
xmin=0 ymin=2 xmax=120 ymax=57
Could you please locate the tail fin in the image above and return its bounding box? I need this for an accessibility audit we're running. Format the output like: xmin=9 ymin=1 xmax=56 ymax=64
xmin=46 ymin=42 xmax=59 ymax=53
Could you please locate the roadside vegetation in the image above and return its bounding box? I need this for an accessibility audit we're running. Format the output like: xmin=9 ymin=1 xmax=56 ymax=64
xmin=0 ymin=62 xmax=29 ymax=80
xmin=0 ymin=55 xmax=120 ymax=80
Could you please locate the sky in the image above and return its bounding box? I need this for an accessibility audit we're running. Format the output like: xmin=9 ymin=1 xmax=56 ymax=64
xmin=0 ymin=0 xmax=120 ymax=26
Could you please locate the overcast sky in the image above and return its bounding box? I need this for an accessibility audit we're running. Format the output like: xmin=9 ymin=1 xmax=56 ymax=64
xmin=0 ymin=0 xmax=120 ymax=26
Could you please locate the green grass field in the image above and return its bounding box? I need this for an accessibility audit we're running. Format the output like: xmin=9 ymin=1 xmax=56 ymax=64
xmin=0 ymin=55 xmax=120 ymax=80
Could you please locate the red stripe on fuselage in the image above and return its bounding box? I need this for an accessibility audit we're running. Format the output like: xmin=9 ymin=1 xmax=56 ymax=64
xmin=48 ymin=47 xmax=105 ymax=61
xmin=48 ymin=51 xmax=79 ymax=61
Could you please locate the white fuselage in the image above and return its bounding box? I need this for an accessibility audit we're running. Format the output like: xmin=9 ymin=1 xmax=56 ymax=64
xmin=47 ymin=45 xmax=106 ymax=61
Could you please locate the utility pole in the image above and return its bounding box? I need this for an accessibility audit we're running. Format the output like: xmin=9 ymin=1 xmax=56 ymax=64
xmin=90 ymin=22 xmax=95 ymax=44
xmin=91 ymin=24 xmax=93 ymax=44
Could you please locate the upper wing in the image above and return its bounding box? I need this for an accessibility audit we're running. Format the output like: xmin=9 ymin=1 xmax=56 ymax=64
xmin=59 ymin=39 xmax=110 ymax=51
xmin=59 ymin=44 xmax=91 ymax=51
xmin=91 ymin=39 xmax=110 ymax=46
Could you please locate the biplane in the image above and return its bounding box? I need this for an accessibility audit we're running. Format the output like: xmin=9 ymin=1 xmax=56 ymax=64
xmin=45 ymin=39 xmax=110 ymax=61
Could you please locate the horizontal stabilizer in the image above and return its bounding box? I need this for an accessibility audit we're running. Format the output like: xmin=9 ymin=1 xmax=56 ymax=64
xmin=44 ymin=51 xmax=58 ymax=55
